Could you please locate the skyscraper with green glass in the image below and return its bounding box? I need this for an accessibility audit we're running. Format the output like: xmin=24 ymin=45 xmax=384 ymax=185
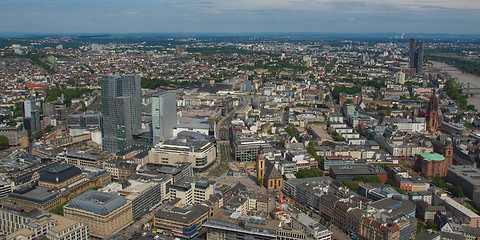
xmin=101 ymin=75 xmax=141 ymax=153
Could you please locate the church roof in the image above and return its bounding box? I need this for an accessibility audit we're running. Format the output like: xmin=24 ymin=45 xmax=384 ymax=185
xmin=264 ymin=160 xmax=282 ymax=180
xmin=419 ymin=152 xmax=445 ymax=161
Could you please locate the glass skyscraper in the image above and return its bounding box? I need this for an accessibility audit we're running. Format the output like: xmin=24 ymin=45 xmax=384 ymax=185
xmin=101 ymin=75 xmax=141 ymax=153
xmin=23 ymin=100 xmax=40 ymax=135
xmin=409 ymin=37 xmax=424 ymax=75
xmin=152 ymin=92 xmax=177 ymax=145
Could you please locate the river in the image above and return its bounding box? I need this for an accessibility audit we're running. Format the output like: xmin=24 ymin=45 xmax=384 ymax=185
xmin=432 ymin=61 xmax=480 ymax=110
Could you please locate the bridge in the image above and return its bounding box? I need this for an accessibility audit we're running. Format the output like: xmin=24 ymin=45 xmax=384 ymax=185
xmin=462 ymin=82 xmax=480 ymax=96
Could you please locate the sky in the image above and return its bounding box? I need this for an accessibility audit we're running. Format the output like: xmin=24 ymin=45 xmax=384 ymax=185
xmin=0 ymin=0 xmax=479 ymax=34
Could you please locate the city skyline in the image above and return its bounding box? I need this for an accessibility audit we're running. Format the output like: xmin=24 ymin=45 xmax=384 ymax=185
xmin=1 ymin=0 xmax=479 ymax=34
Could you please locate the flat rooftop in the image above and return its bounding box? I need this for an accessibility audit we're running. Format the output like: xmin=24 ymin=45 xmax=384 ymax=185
xmin=448 ymin=165 xmax=480 ymax=186
xmin=68 ymin=190 xmax=127 ymax=215
xmin=330 ymin=164 xmax=386 ymax=175
xmin=155 ymin=204 xmax=209 ymax=224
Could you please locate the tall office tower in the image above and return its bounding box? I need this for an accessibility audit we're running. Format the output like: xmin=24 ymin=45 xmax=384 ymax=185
xmin=152 ymin=92 xmax=177 ymax=145
xmin=101 ymin=75 xmax=141 ymax=153
xmin=395 ymin=71 xmax=406 ymax=85
xmin=409 ymin=37 xmax=424 ymax=74
xmin=23 ymin=100 xmax=40 ymax=135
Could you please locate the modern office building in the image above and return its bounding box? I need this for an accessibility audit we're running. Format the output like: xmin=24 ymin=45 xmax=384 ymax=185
xmin=153 ymin=203 xmax=209 ymax=239
xmin=66 ymin=111 xmax=102 ymax=129
xmin=23 ymin=100 xmax=41 ymax=135
xmin=101 ymin=75 xmax=141 ymax=153
xmin=446 ymin=165 xmax=480 ymax=198
xmin=170 ymin=177 xmax=215 ymax=205
xmin=62 ymin=151 xmax=103 ymax=168
xmin=409 ymin=37 xmax=424 ymax=74
xmin=64 ymin=190 xmax=133 ymax=238
xmin=0 ymin=179 xmax=13 ymax=198
xmin=291 ymin=213 xmax=332 ymax=240
xmin=0 ymin=200 xmax=88 ymax=240
xmin=101 ymin=179 xmax=165 ymax=220
xmin=152 ymin=92 xmax=177 ymax=145
xmin=204 ymin=209 xmax=308 ymax=240
xmin=149 ymin=139 xmax=216 ymax=171
xmin=329 ymin=164 xmax=388 ymax=183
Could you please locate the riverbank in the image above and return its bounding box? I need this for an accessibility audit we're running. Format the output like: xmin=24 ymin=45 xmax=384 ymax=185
xmin=432 ymin=61 xmax=480 ymax=110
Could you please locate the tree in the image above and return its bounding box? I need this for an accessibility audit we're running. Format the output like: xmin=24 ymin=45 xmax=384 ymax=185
xmin=353 ymin=176 xmax=366 ymax=182
xmin=341 ymin=179 xmax=358 ymax=192
xmin=417 ymin=221 xmax=424 ymax=233
xmin=324 ymin=95 xmax=330 ymax=102
xmin=366 ymin=176 xmax=383 ymax=184
xmin=448 ymin=185 xmax=466 ymax=197
xmin=431 ymin=176 xmax=446 ymax=189
xmin=0 ymin=135 xmax=8 ymax=150
xmin=7 ymin=120 xmax=17 ymax=127
xmin=426 ymin=220 xmax=438 ymax=231
xmin=296 ymin=168 xmax=324 ymax=178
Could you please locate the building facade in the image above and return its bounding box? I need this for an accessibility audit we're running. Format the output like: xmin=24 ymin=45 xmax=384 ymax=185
xmin=64 ymin=190 xmax=133 ymax=238
xmin=0 ymin=200 xmax=88 ymax=240
xmin=425 ymin=90 xmax=441 ymax=131
xmin=152 ymin=92 xmax=177 ymax=145
xmin=101 ymin=75 xmax=141 ymax=153
xmin=256 ymin=149 xmax=283 ymax=190
xmin=409 ymin=37 xmax=424 ymax=75
xmin=149 ymin=139 xmax=216 ymax=171
xmin=414 ymin=152 xmax=449 ymax=177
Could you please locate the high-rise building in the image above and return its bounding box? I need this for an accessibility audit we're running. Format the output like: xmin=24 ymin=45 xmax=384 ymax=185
xmin=101 ymin=75 xmax=141 ymax=153
xmin=395 ymin=71 xmax=406 ymax=85
xmin=23 ymin=100 xmax=41 ymax=135
xmin=409 ymin=37 xmax=424 ymax=74
xmin=152 ymin=92 xmax=177 ymax=145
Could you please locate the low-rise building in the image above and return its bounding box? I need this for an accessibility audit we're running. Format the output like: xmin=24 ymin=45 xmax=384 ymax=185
xmin=170 ymin=177 xmax=215 ymax=205
xmin=323 ymin=155 xmax=355 ymax=171
xmin=101 ymin=178 xmax=168 ymax=220
xmin=153 ymin=202 xmax=210 ymax=239
xmin=137 ymin=162 xmax=193 ymax=183
xmin=414 ymin=152 xmax=449 ymax=178
xmin=38 ymin=163 xmax=83 ymax=189
xmin=291 ymin=212 xmax=332 ymax=240
xmin=7 ymin=184 xmax=61 ymax=211
xmin=64 ymin=190 xmax=133 ymax=238
xmin=0 ymin=200 xmax=88 ymax=240
xmin=204 ymin=209 xmax=308 ymax=240
xmin=149 ymin=139 xmax=216 ymax=171
xmin=359 ymin=216 xmax=400 ymax=240
xmin=446 ymin=165 xmax=480 ymax=199
xmin=415 ymin=200 xmax=446 ymax=221
xmin=104 ymin=161 xmax=137 ymax=180
xmin=329 ymin=164 xmax=387 ymax=183
xmin=438 ymin=196 xmax=480 ymax=228
xmin=62 ymin=151 xmax=104 ymax=169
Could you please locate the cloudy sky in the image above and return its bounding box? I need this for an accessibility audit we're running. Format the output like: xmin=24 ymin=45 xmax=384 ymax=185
xmin=1 ymin=0 xmax=479 ymax=34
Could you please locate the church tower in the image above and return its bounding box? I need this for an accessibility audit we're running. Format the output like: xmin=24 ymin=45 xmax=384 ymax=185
xmin=256 ymin=147 xmax=265 ymax=185
xmin=444 ymin=137 xmax=453 ymax=168
xmin=426 ymin=90 xmax=440 ymax=131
